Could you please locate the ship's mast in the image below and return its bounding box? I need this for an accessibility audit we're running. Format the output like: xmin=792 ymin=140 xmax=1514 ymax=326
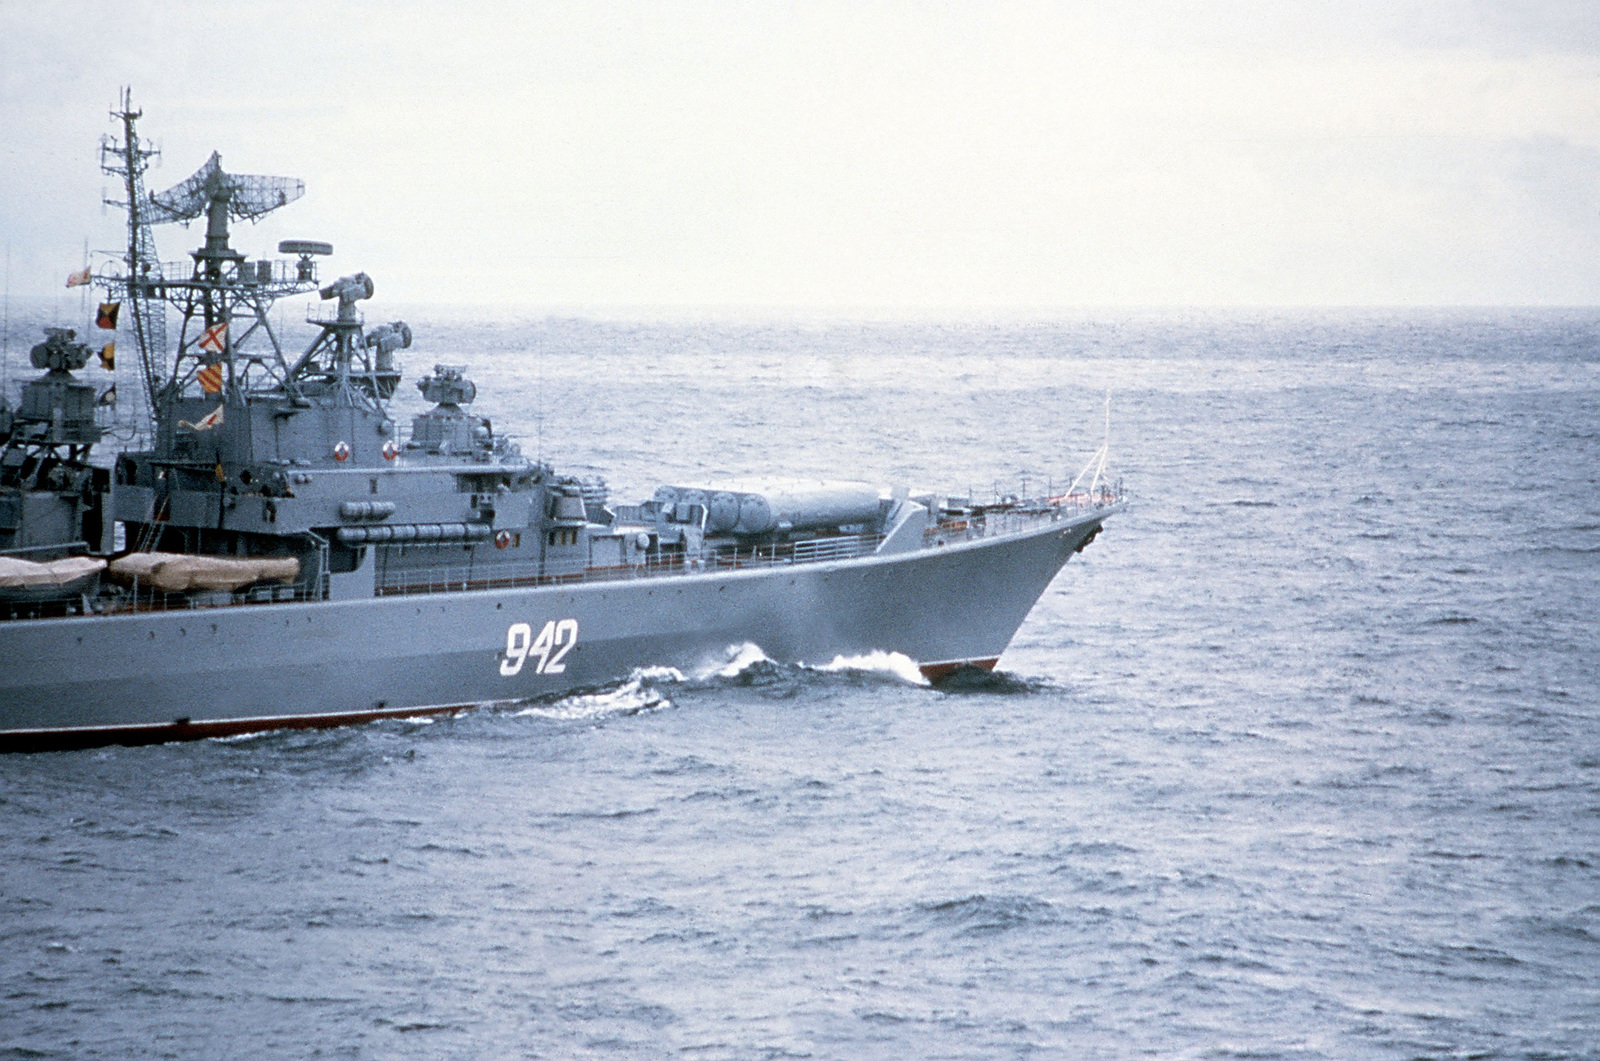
xmin=93 ymin=96 xmax=407 ymax=462
xmin=97 ymin=94 xmax=338 ymax=415
xmin=99 ymin=88 xmax=167 ymax=439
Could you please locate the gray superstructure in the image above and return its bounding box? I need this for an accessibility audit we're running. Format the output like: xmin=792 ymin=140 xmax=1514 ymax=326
xmin=0 ymin=97 xmax=1121 ymax=753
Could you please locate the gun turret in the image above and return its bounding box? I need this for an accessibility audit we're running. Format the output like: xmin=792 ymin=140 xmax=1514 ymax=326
xmin=15 ymin=329 xmax=101 ymax=447
xmin=364 ymin=321 xmax=413 ymax=358
xmin=320 ymin=272 xmax=374 ymax=322
xmin=417 ymin=364 xmax=475 ymax=407
xmin=409 ymin=365 xmax=491 ymax=456
xmin=30 ymin=328 xmax=92 ymax=373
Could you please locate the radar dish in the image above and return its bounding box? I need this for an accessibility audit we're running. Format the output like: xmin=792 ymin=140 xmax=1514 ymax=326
xmin=147 ymin=151 xmax=304 ymax=225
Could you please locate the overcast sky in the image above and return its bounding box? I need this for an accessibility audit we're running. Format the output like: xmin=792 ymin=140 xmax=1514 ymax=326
xmin=1 ymin=1 xmax=1596 ymax=310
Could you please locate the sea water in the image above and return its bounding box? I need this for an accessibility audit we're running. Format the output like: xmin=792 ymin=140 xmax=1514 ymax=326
xmin=1 ymin=309 xmax=1597 ymax=1059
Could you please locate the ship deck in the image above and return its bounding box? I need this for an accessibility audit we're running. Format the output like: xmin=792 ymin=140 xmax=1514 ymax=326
xmin=0 ymin=494 xmax=1119 ymax=622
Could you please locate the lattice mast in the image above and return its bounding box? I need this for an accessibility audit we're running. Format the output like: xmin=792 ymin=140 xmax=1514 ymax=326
xmin=137 ymin=128 xmax=315 ymax=402
xmin=93 ymin=94 xmax=407 ymax=446
xmin=97 ymin=92 xmax=342 ymax=414
xmin=99 ymin=88 xmax=167 ymax=436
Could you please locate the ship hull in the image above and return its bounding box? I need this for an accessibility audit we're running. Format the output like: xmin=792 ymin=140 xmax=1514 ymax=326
xmin=0 ymin=512 xmax=1105 ymax=752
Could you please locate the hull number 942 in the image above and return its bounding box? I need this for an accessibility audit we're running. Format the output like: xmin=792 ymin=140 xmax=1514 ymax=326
xmin=500 ymin=619 xmax=578 ymax=676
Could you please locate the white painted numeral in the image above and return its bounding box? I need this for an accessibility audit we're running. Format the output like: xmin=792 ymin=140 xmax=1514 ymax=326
xmin=500 ymin=619 xmax=578 ymax=677
xmin=501 ymin=622 xmax=533 ymax=676
xmin=529 ymin=620 xmax=556 ymax=674
xmin=545 ymin=618 xmax=578 ymax=674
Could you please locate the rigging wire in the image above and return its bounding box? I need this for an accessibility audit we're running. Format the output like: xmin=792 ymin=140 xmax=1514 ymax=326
xmin=2 ymin=241 xmax=11 ymax=397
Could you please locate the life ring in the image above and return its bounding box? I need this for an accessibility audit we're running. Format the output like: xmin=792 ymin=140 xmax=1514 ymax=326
xmin=333 ymin=441 xmax=350 ymax=462
xmin=382 ymin=439 xmax=399 ymax=461
xmin=494 ymin=529 xmax=512 ymax=549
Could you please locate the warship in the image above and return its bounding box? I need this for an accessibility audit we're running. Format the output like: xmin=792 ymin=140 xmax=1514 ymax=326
xmin=0 ymin=96 xmax=1121 ymax=754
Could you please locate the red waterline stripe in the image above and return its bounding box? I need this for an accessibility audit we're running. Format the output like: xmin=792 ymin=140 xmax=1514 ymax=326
xmin=918 ymin=658 xmax=999 ymax=681
xmin=0 ymin=702 xmax=473 ymax=755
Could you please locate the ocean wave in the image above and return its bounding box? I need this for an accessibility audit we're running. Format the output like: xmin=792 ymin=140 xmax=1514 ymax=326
xmin=1518 ymin=913 xmax=1598 ymax=942
xmin=810 ymin=650 xmax=928 ymax=686
xmin=929 ymin=667 xmax=1042 ymax=695
xmin=511 ymin=646 xmax=933 ymax=720
xmin=697 ymin=642 xmax=771 ymax=680
xmin=547 ymin=806 xmax=659 ymax=822
xmin=1054 ymin=840 xmax=1140 ymax=858
xmin=693 ymin=643 xmax=933 ymax=691
xmin=913 ymin=894 xmax=1059 ymax=936
xmin=513 ymin=668 xmax=678 ymax=720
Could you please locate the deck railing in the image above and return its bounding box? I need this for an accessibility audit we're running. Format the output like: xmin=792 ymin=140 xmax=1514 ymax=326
xmin=371 ymin=532 xmax=890 ymax=598
xmin=1 ymin=488 xmax=1121 ymax=620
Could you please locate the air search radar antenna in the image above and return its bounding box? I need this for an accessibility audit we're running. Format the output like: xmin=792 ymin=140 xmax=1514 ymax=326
xmin=144 ymin=152 xmax=304 ymax=282
xmin=147 ymin=151 xmax=303 ymax=226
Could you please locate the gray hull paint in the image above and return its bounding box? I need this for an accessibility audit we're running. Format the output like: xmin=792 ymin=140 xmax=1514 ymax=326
xmin=0 ymin=513 xmax=1103 ymax=750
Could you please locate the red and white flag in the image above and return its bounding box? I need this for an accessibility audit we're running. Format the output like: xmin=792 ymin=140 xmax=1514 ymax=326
xmin=198 ymin=321 xmax=228 ymax=354
xmin=178 ymin=405 xmax=225 ymax=432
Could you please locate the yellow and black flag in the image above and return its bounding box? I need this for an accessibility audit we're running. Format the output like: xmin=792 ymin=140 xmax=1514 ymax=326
xmin=96 ymin=302 xmax=120 ymax=330
xmin=98 ymin=342 xmax=115 ymax=370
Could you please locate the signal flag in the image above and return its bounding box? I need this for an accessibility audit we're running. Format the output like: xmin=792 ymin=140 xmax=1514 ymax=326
xmin=198 ymin=322 xmax=227 ymax=354
xmin=178 ymin=405 xmax=225 ymax=432
xmin=98 ymin=342 xmax=115 ymax=370
xmin=96 ymin=302 xmax=120 ymax=329
xmin=197 ymin=363 xmax=224 ymax=394
xmin=66 ymin=267 xmax=92 ymax=287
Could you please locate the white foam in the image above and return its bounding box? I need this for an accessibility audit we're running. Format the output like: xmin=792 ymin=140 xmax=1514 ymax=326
xmin=631 ymin=665 xmax=687 ymax=683
xmin=812 ymin=650 xmax=929 ymax=686
xmin=698 ymin=642 xmax=772 ymax=679
xmin=514 ymin=671 xmax=675 ymax=721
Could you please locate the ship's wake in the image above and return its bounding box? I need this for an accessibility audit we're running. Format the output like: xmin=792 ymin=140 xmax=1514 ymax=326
xmin=507 ymin=642 xmax=1038 ymax=726
xmin=699 ymin=642 xmax=772 ymax=679
xmin=509 ymin=643 xmax=935 ymax=723
xmin=698 ymin=642 xmax=928 ymax=687
xmin=513 ymin=666 xmax=682 ymax=721
xmin=812 ymin=650 xmax=929 ymax=686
